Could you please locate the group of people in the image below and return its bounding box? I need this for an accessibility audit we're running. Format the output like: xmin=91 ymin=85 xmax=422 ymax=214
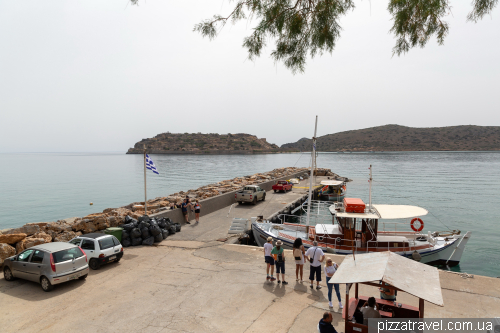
xmin=263 ymin=237 xmax=343 ymax=309
xmin=169 ymin=196 xmax=202 ymax=224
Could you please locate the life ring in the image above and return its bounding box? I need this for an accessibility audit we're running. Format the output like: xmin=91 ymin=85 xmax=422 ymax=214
xmin=317 ymin=236 xmax=324 ymax=242
xmin=411 ymin=218 xmax=424 ymax=232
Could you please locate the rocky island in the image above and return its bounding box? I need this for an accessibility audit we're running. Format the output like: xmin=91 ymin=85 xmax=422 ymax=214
xmin=127 ymin=132 xmax=299 ymax=154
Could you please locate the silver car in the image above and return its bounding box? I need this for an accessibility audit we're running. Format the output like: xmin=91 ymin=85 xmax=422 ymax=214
xmin=2 ymin=242 xmax=89 ymax=292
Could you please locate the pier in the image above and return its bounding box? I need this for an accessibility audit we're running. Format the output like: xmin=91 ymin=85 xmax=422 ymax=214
xmin=1 ymin=175 xmax=499 ymax=332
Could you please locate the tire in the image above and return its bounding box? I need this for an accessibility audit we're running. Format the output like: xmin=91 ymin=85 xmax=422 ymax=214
xmin=253 ymin=197 xmax=257 ymax=205
xmin=79 ymin=274 xmax=88 ymax=280
xmin=114 ymin=258 xmax=121 ymax=263
xmin=3 ymin=267 xmax=15 ymax=281
xmin=89 ymin=258 xmax=101 ymax=270
xmin=40 ymin=276 xmax=54 ymax=292
xmin=238 ymin=201 xmax=243 ymax=205
xmin=262 ymin=194 xmax=266 ymax=201
xmin=274 ymin=190 xmax=277 ymax=193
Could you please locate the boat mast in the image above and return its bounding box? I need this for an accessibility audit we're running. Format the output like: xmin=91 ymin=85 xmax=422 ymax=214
xmin=306 ymin=116 xmax=318 ymax=226
xmin=368 ymin=164 xmax=372 ymax=212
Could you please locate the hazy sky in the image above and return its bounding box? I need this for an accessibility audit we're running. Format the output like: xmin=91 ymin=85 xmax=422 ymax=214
xmin=1 ymin=0 xmax=499 ymax=152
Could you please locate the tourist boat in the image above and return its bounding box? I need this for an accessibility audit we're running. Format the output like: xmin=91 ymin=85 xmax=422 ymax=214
xmin=251 ymin=116 xmax=471 ymax=267
xmin=318 ymin=180 xmax=346 ymax=201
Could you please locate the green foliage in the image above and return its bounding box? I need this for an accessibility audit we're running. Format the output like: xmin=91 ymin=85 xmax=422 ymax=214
xmin=250 ymin=141 xmax=262 ymax=147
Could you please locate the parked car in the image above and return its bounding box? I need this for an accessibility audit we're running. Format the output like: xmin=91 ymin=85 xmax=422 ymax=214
xmin=68 ymin=233 xmax=123 ymax=270
xmin=235 ymin=185 xmax=266 ymax=205
xmin=2 ymin=242 xmax=89 ymax=292
xmin=272 ymin=180 xmax=293 ymax=193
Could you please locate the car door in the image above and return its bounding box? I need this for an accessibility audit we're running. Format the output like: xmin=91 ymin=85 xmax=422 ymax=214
xmin=97 ymin=236 xmax=115 ymax=259
xmin=111 ymin=236 xmax=122 ymax=259
xmin=80 ymin=239 xmax=96 ymax=259
xmin=24 ymin=250 xmax=45 ymax=282
xmin=11 ymin=249 xmax=35 ymax=280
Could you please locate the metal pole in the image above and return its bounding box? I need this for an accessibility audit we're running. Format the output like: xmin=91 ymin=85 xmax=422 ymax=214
xmin=306 ymin=115 xmax=318 ymax=226
xmin=144 ymin=145 xmax=147 ymax=215
xmin=369 ymin=164 xmax=372 ymax=211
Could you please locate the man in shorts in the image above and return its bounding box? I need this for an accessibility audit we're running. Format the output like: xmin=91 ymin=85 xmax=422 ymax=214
xmin=305 ymin=240 xmax=325 ymax=289
xmin=264 ymin=237 xmax=276 ymax=281
xmin=180 ymin=199 xmax=191 ymax=224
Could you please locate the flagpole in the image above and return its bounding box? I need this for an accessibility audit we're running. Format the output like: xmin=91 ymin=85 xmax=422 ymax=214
xmin=144 ymin=145 xmax=147 ymax=215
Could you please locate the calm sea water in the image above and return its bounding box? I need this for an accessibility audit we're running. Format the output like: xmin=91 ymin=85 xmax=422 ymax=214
xmin=0 ymin=152 xmax=499 ymax=278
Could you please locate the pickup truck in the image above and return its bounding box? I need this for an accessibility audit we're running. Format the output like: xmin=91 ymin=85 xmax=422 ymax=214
xmin=235 ymin=185 xmax=266 ymax=205
xmin=272 ymin=180 xmax=293 ymax=193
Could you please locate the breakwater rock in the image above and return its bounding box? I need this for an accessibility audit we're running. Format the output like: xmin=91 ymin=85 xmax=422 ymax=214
xmin=0 ymin=167 xmax=342 ymax=262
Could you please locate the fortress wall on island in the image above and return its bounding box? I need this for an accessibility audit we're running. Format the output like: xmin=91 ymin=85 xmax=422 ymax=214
xmin=151 ymin=170 xmax=309 ymax=224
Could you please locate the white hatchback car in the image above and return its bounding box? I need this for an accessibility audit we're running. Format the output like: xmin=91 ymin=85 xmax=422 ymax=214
xmin=69 ymin=233 xmax=123 ymax=270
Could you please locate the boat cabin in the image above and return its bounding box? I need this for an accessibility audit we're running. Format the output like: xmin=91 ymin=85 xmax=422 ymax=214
xmin=330 ymin=251 xmax=444 ymax=333
xmin=319 ymin=180 xmax=346 ymax=202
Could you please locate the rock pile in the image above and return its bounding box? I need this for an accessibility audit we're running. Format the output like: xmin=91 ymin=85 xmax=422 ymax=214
xmin=120 ymin=215 xmax=180 ymax=247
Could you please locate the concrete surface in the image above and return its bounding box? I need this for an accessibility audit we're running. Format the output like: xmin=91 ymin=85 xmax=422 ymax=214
xmin=1 ymin=243 xmax=499 ymax=333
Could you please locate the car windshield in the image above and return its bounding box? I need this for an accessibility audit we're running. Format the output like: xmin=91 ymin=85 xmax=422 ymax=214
xmin=69 ymin=239 xmax=81 ymax=246
xmin=52 ymin=247 xmax=84 ymax=263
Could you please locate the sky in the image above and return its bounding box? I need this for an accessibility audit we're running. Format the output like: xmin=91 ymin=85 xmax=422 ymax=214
xmin=0 ymin=0 xmax=499 ymax=152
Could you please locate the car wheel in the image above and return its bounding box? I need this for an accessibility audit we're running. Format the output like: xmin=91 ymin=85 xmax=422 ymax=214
xmin=238 ymin=201 xmax=242 ymax=205
xmin=79 ymin=274 xmax=88 ymax=280
xmin=40 ymin=276 xmax=54 ymax=292
xmin=253 ymin=197 xmax=257 ymax=205
xmin=3 ymin=267 xmax=15 ymax=281
xmin=262 ymin=194 xmax=266 ymax=201
xmin=114 ymin=258 xmax=121 ymax=263
xmin=89 ymin=258 xmax=101 ymax=270
xmin=274 ymin=190 xmax=277 ymax=193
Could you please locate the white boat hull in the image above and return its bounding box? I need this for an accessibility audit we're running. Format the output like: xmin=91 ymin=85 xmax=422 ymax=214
xmin=252 ymin=221 xmax=471 ymax=267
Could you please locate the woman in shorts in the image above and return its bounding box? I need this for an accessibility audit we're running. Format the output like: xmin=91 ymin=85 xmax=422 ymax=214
xmin=193 ymin=200 xmax=201 ymax=223
xmin=293 ymin=238 xmax=305 ymax=282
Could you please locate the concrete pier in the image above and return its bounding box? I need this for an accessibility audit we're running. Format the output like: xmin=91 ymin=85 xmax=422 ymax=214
xmin=1 ymin=177 xmax=499 ymax=332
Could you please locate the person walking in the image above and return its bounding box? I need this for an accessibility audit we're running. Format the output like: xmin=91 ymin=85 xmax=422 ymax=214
xmin=180 ymin=198 xmax=191 ymax=224
xmin=193 ymin=200 xmax=201 ymax=223
xmin=325 ymin=258 xmax=343 ymax=309
xmin=264 ymin=237 xmax=276 ymax=281
xmin=293 ymin=238 xmax=305 ymax=282
xmin=271 ymin=240 xmax=288 ymax=285
xmin=305 ymin=240 xmax=325 ymax=289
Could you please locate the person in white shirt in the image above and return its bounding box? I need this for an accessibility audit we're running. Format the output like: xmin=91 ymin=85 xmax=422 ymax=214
xmin=263 ymin=237 xmax=276 ymax=281
xmin=324 ymin=258 xmax=343 ymax=309
xmin=360 ymin=297 xmax=381 ymax=325
xmin=305 ymin=241 xmax=325 ymax=289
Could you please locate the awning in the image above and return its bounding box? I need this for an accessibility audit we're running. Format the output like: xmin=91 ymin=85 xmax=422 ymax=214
xmin=373 ymin=204 xmax=428 ymax=219
xmin=329 ymin=251 xmax=444 ymax=306
xmin=320 ymin=180 xmax=344 ymax=186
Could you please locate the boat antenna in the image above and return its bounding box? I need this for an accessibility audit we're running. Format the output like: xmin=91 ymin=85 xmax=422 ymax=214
xmin=306 ymin=115 xmax=318 ymax=226
xmin=368 ymin=164 xmax=372 ymax=212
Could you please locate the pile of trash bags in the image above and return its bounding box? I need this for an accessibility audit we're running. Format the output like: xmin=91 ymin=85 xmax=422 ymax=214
xmin=119 ymin=215 xmax=181 ymax=247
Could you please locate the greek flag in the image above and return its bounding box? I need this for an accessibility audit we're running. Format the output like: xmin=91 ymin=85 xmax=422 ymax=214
xmin=146 ymin=154 xmax=159 ymax=175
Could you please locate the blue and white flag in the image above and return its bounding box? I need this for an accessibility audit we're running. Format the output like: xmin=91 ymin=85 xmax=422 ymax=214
xmin=146 ymin=154 xmax=159 ymax=175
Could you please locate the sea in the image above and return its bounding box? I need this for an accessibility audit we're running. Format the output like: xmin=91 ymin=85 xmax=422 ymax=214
xmin=0 ymin=151 xmax=499 ymax=278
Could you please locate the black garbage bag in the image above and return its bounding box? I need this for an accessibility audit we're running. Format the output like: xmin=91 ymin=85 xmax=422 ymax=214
xmin=122 ymin=238 xmax=131 ymax=247
xmin=154 ymin=233 xmax=163 ymax=243
xmin=138 ymin=221 xmax=150 ymax=230
xmin=158 ymin=219 xmax=167 ymax=228
xmin=149 ymin=225 xmax=161 ymax=237
xmin=125 ymin=215 xmax=133 ymax=223
xmin=169 ymin=225 xmax=176 ymax=234
xmin=149 ymin=218 xmax=158 ymax=227
xmin=141 ymin=227 xmax=150 ymax=239
xmin=138 ymin=215 xmax=150 ymax=223
xmin=174 ymin=223 xmax=181 ymax=232
xmin=122 ymin=230 xmax=130 ymax=239
xmin=121 ymin=223 xmax=135 ymax=231
xmin=131 ymin=237 xmax=142 ymax=246
xmin=161 ymin=229 xmax=169 ymax=239
xmin=142 ymin=236 xmax=154 ymax=246
xmin=131 ymin=219 xmax=139 ymax=227
xmin=165 ymin=217 xmax=172 ymax=224
xmin=130 ymin=228 xmax=141 ymax=238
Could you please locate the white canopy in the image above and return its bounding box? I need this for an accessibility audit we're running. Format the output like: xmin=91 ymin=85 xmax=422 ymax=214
xmin=330 ymin=251 xmax=444 ymax=306
xmin=373 ymin=204 xmax=428 ymax=219
xmin=320 ymin=180 xmax=344 ymax=186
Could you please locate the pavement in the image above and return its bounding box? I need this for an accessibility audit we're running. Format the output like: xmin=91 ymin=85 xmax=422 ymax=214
xmin=2 ymin=177 xmax=499 ymax=332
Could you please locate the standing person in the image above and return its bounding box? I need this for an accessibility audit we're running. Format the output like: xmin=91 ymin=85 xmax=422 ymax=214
xmin=379 ymin=282 xmax=396 ymax=301
xmin=293 ymin=238 xmax=305 ymax=282
xmin=180 ymin=198 xmax=191 ymax=224
xmin=305 ymin=240 xmax=325 ymax=289
xmin=264 ymin=237 xmax=276 ymax=281
xmin=271 ymin=240 xmax=288 ymax=285
xmin=325 ymin=258 xmax=343 ymax=309
xmin=193 ymin=200 xmax=201 ymax=223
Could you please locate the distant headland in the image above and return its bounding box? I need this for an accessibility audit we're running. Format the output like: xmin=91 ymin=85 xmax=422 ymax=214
xmin=126 ymin=132 xmax=299 ymax=154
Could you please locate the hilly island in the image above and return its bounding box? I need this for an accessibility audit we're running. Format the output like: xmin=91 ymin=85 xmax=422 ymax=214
xmin=127 ymin=125 xmax=500 ymax=154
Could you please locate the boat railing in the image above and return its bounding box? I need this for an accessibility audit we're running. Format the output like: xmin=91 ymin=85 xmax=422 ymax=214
xmin=277 ymin=213 xmax=332 ymax=226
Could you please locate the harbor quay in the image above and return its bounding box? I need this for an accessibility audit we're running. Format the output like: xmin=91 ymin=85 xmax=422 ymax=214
xmin=1 ymin=174 xmax=499 ymax=332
